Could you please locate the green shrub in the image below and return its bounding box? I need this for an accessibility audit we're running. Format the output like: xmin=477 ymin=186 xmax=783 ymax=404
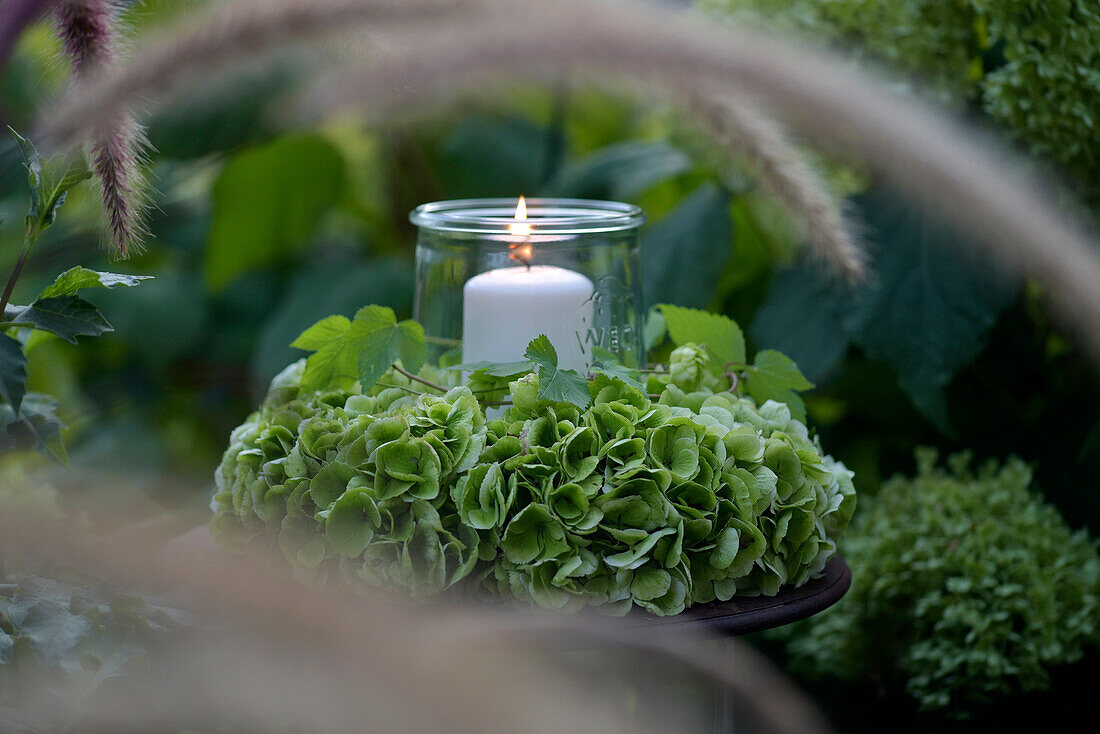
xmin=778 ymin=449 xmax=1100 ymax=714
xmin=705 ymin=0 xmax=1100 ymax=192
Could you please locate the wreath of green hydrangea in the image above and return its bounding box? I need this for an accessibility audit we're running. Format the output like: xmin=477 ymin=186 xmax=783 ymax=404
xmin=210 ymin=305 xmax=856 ymax=616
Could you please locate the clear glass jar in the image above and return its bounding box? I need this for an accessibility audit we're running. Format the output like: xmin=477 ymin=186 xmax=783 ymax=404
xmin=411 ymin=198 xmax=646 ymax=370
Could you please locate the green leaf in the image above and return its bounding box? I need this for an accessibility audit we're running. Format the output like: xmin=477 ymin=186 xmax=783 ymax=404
xmin=436 ymin=115 xmax=558 ymax=197
xmin=4 ymin=296 xmax=112 ymax=343
xmin=0 ymin=334 xmax=27 ymax=414
xmin=205 ymin=133 xmax=347 ymax=290
xmin=291 ymin=315 xmax=350 ymax=350
xmin=253 ymin=258 xmax=414 ymax=384
xmin=0 ymin=392 xmax=67 ymax=464
xmin=294 ymin=307 xmax=426 ymax=394
xmin=751 ymin=258 xmax=850 ymax=383
xmin=547 ymin=141 xmax=692 ymax=200
xmin=643 ymin=184 xmax=732 ymax=309
xmin=37 ymin=267 xmax=152 ymax=300
xmin=446 ymin=360 xmax=533 ymax=377
xmin=525 ymin=335 xmax=591 ymax=408
xmin=745 ymin=350 xmax=814 ymax=422
xmin=841 ymin=189 xmax=1017 ymax=431
xmin=9 ymin=127 xmax=90 ymax=232
xmin=657 ymin=303 xmax=746 ymax=370
xmin=350 ymin=306 xmax=427 ymax=390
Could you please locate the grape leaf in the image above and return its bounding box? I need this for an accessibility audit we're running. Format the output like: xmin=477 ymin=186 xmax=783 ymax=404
xmin=293 ymin=307 xmax=426 ymax=394
xmin=0 ymin=333 xmax=27 ymax=414
xmin=4 ymin=296 xmax=112 ymax=343
xmin=841 ymin=189 xmax=1016 ymax=431
xmin=525 ymin=335 xmax=591 ymax=408
xmin=291 ymin=315 xmax=350 ymax=350
xmin=351 ymin=306 xmax=426 ymax=390
xmin=744 ymin=350 xmax=814 ymax=422
xmin=37 ymin=267 xmax=152 ymax=300
xmin=657 ymin=303 xmax=746 ymax=372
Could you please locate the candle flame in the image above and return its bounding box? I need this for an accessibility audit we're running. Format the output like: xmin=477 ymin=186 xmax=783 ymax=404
xmin=508 ymin=195 xmax=532 ymax=236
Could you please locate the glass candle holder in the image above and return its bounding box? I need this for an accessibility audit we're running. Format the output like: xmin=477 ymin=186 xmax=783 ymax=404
xmin=411 ymin=198 xmax=646 ymax=370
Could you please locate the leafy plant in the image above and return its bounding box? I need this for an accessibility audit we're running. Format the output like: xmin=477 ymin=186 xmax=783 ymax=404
xmin=704 ymin=0 xmax=1100 ymax=197
xmin=0 ymin=130 xmax=150 ymax=463
xmin=775 ymin=449 xmax=1100 ymax=715
xmin=752 ymin=189 xmax=1016 ymax=431
xmin=209 ymin=307 xmax=852 ymax=615
xmin=656 ymin=303 xmax=815 ymax=420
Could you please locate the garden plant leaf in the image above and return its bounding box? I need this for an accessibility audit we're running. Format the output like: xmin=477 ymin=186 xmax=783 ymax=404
xmin=745 ymin=350 xmax=814 ymax=422
xmin=0 ymin=333 xmax=27 ymax=413
xmin=4 ymin=296 xmax=112 ymax=343
xmin=658 ymin=303 xmax=746 ymax=370
xmin=38 ymin=267 xmax=152 ymax=299
xmin=525 ymin=335 xmax=591 ymax=408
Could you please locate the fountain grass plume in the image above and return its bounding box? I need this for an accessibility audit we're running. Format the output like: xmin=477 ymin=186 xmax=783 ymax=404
xmin=53 ymin=0 xmax=146 ymax=257
xmin=32 ymin=0 xmax=1100 ymax=358
xmin=690 ymin=92 xmax=864 ymax=280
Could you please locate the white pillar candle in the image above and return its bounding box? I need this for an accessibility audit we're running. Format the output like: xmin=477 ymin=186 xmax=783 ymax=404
xmin=462 ymin=265 xmax=595 ymax=371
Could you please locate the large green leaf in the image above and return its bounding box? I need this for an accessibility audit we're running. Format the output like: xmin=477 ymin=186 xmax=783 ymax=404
xmin=525 ymin=335 xmax=591 ymax=408
xmin=643 ymin=184 xmax=733 ymax=309
xmin=750 ymin=259 xmax=850 ymax=383
xmin=352 ymin=306 xmax=427 ymax=390
xmin=146 ymin=62 xmax=295 ymax=158
xmin=205 ymin=134 xmax=347 ymax=290
xmin=0 ymin=333 xmax=27 ymax=413
xmin=744 ymin=350 xmax=814 ymax=422
xmin=436 ymin=115 xmax=558 ymax=197
xmin=546 ymin=141 xmax=692 ymax=200
xmin=4 ymin=296 xmax=112 ymax=343
xmin=657 ymin=304 xmax=746 ymax=370
xmin=842 ymin=190 xmax=1017 ymax=430
xmin=295 ymin=306 xmax=426 ymax=394
xmin=37 ymin=267 xmax=152 ymax=299
xmin=751 ymin=189 xmax=1018 ymax=431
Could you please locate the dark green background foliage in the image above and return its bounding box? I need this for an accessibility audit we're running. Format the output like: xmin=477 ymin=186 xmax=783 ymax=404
xmin=775 ymin=450 xmax=1100 ymax=717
